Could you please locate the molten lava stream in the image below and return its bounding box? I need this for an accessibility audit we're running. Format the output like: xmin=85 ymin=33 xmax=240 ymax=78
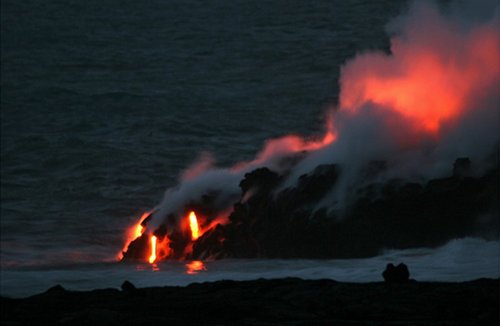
xmin=189 ymin=211 xmax=200 ymax=240
xmin=149 ymin=235 xmax=157 ymax=264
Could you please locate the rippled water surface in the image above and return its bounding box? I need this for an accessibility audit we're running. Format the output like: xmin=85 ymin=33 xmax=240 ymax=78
xmin=1 ymin=0 xmax=405 ymax=268
xmin=2 ymin=0 xmax=498 ymax=296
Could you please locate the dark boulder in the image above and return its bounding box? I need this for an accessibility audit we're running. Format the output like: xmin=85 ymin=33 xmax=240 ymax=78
xmin=121 ymin=280 xmax=136 ymax=292
xmin=382 ymin=263 xmax=410 ymax=283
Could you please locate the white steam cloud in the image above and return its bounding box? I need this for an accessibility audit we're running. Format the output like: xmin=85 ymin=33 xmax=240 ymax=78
xmin=148 ymin=0 xmax=499 ymax=229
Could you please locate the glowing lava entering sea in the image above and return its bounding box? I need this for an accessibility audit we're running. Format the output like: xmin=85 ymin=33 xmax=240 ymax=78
xmin=119 ymin=0 xmax=499 ymax=264
xmin=148 ymin=236 xmax=157 ymax=264
xmin=121 ymin=210 xmax=210 ymax=264
xmin=189 ymin=211 xmax=200 ymax=240
xmin=118 ymin=211 xmax=150 ymax=260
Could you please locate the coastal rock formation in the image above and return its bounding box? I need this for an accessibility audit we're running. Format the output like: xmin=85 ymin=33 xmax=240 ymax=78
xmin=123 ymin=157 xmax=498 ymax=261
xmin=189 ymin=158 xmax=498 ymax=259
xmin=2 ymin=278 xmax=498 ymax=325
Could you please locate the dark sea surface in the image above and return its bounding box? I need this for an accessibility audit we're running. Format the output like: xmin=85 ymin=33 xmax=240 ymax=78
xmin=1 ymin=0 xmax=404 ymax=266
xmin=2 ymin=0 xmax=498 ymax=297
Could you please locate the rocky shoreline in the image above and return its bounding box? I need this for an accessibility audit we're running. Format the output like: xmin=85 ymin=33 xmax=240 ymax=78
xmin=2 ymin=278 xmax=498 ymax=325
xmin=123 ymin=158 xmax=499 ymax=261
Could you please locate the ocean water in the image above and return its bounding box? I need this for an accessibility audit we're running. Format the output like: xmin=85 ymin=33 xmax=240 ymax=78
xmin=1 ymin=0 xmax=402 ymax=267
xmin=1 ymin=0 xmax=498 ymax=297
xmin=1 ymin=238 xmax=498 ymax=298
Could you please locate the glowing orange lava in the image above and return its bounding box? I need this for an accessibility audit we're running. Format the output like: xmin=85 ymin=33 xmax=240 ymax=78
xmin=189 ymin=211 xmax=200 ymax=240
xmin=148 ymin=235 xmax=157 ymax=264
xmin=118 ymin=211 xmax=151 ymax=260
xmin=134 ymin=224 xmax=143 ymax=238
xmin=156 ymin=236 xmax=172 ymax=261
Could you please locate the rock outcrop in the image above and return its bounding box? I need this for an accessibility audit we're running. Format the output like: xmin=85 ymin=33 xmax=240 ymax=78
xmin=122 ymin=158 xmax=499 ymax=260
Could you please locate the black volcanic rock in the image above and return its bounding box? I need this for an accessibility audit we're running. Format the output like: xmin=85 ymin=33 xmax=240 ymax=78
xmin=121 ymin=281 xmax=136 ymax=292
xmin=191 ymin=224 xmax=226 ymax=259
xmin=121 ymin=234 xmax=149 ymax=261
xmin=239 ymin=167 xmax=282 ymax=196
xmin=2 ymin=279 xmax=498 ymax=325
xmin=190 ymin=159 xmax=498 ymax=260
xmin=293 ymin=163 xmax=339 ymax=205
xmin=122 ymin=158 xmax=499 ymax=261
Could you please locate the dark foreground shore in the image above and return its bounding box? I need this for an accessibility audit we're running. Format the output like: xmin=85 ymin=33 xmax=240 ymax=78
xmin=1 ymin=278 xmax=498 ymax=325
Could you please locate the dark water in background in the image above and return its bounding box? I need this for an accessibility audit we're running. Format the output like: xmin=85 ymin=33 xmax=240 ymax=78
xmin=2 ymin=1 xmax=499 ymax=298
xmin=1 ymin=0 xmax=407 ymax=267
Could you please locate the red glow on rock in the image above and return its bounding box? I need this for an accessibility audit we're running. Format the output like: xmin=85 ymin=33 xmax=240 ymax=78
xmin=118 ymin=211 xmax=151 ymax=260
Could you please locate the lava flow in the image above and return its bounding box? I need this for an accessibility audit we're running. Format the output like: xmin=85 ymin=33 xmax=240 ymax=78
xmin=121 ymin=209 xmax=212 ymax=264
xmin=148 ymin=236 xmax=157 ymax=264
xmin=119 ymin=1 xmax=499 ymax=264
xmin=189 ymin=211 xmax=200 ymax=240
xmin=117 ymin=211 xmax=150 ymax=260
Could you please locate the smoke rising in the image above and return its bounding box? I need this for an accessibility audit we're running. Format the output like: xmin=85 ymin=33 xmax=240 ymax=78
xmin=287 ymin=0 xmax=499 ymax=201
xmin=145 ymin=0 xmax=498 ymax=236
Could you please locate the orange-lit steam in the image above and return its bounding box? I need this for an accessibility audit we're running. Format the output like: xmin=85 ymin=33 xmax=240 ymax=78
xmin=260 ymin=122 xmax=336 ymax=160
xmin=181 ymin=152 xmax=215 ymax=181
xmin=148 ymin=235 xmax=157 ymax=264
xmin=120 ymin=1 xmax=499 ymax=265
xmin=232 ymin=120 xmax=337 ymax=172
xmin=189 ymin=211 xmax=200 ymax=240
xmin=339 ymin=3 xmax=499 ymax=138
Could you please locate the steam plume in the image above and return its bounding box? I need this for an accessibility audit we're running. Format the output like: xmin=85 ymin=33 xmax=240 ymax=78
xmin=143 ymin=0 xmax=499 ymax=238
